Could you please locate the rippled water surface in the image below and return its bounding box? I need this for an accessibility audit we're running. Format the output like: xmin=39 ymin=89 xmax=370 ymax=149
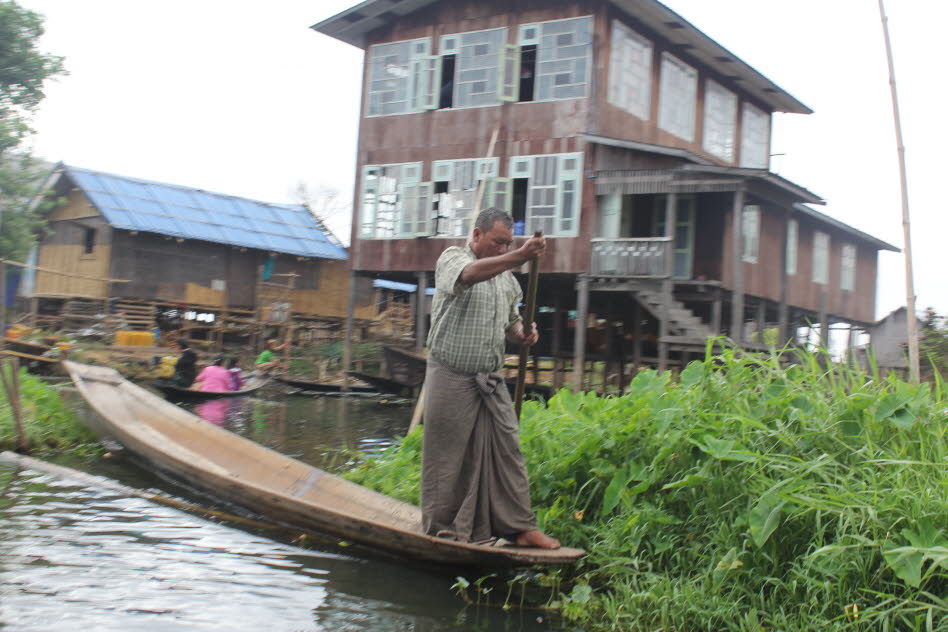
xmin=1 ymin=390 xmax=565 ymax=631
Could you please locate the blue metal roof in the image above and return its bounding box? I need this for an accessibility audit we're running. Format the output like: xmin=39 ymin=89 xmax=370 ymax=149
xmin=373 ymin=279 xmax=435 ymax=295
xmin=62 ymin=165 xmax=348 ymax=260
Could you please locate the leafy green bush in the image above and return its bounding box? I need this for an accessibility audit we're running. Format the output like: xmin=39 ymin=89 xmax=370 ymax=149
xmin=0 ymin=370 xmax=102 ymax=455
xmin=347 ymin=347 xmax=948 ymax=631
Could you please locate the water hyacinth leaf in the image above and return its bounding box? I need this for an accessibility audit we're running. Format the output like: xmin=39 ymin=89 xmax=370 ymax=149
xmin=748 ymin=493 xmax=786 ymax=548
xmin=567 ymin=583 xmax=593 ymax=605
xmin=661 ymin=473 xmax=708 ymax=491
xmin=874 ymin=393 xmax=911 ymax=422
xmin=678 ymin=361 xmax=704 ymax=387
xmin=601 ymin=468 xmax=629 ymax=516
xmin=883 ymin=547 xmax=925 ymax=587
xmin=889 ymin=408 xmax=916 ymax=429
xmin=695 ymin=435 xmax=758 ymax=462
xmin=839 ymin=419 xmax=862 ymax=437
xmin=711 ymin=547 xmax=744 ymax=586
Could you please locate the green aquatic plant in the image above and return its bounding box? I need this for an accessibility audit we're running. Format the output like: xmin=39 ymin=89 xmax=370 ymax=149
xmin=347 ymin=346 xmax=948 ymax=630
xmin=0 ymin=370 xmax=102 ymax=455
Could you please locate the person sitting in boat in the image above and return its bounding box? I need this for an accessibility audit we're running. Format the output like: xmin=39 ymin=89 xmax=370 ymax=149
xmin=169 ymin=340 xmax=197 ymax=387
xmin=255 ymin=338 xmax=288 ymax=374
xmin=194 ymin=356 xmax=233 ymax=392
xmin=227 ymin=356 xmax=243 ymax=390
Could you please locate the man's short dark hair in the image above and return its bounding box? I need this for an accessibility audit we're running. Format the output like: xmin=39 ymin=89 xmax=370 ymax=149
xmin=474 ymin=207 xmax=513 ymax=233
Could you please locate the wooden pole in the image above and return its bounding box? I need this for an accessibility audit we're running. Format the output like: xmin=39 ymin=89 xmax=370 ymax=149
xmin=409 ymin=125 xmax=501 ymax=421
xmin=1 ymin=358 xmax=27 ymax=453
xmin=415 ymin=270 xmax=428 ymax=350
xmin=878 ymin=0 xmax=920 ymax=383
xmin=407 ymin=382 xmax=426 ymax=434
xmin=514 ymin=232 xmax=542 ymax=418
xmin=0 ymin=261 xmax=6 ymax=340
xmin=730 ymin=189 xmax=746 ymax=343
xmin=572 ymin=276 xmax=590 ymax=390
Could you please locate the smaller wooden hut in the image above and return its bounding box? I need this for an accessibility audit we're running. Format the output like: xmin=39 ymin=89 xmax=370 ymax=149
xmin=25 ymin=163 xmax=379 ymax=333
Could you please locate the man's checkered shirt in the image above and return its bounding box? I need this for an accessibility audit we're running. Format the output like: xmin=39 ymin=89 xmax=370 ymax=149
xmin=426 ymin=245 xmax=523 ymax=374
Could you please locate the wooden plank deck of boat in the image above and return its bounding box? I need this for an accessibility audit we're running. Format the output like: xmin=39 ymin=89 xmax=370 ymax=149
xmin=64 ymin=361 xmax=584 ymax=567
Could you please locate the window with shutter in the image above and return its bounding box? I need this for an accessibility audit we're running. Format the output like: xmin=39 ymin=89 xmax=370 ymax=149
xmin=703 ymin=80 xmax=737 ymax=161
xmin=608 ymin=21 xmax=652 ymax=120
xmin=658 ymin=53 xmax=698 ymax=142
xmin=740 ymin=103 xmax=771 ymax=168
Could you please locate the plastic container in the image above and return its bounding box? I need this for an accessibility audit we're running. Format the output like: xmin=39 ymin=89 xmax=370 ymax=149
xmin=115 ymin=330 xmax=156 ymax=346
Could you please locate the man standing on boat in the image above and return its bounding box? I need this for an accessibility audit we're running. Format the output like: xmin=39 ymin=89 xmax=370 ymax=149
xmin=423 ymin=207 xmax=560 ymax=549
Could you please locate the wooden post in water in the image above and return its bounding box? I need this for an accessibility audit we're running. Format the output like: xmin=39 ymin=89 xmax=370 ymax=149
xmin=1 ymin=358 xmax=27 ymax=453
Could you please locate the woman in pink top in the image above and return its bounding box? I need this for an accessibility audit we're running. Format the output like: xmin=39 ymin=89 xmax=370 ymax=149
xmin=194 ymin=357 xmax=233 ymax=392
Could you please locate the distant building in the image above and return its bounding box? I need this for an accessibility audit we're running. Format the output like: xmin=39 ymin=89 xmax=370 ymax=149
xmin=26 ymin=163 xmax=378 ymax=324
xmin=313 ymin=0 xmax=898 ymax=379
xmin=856 ymin=306 xmax=922 ymax=373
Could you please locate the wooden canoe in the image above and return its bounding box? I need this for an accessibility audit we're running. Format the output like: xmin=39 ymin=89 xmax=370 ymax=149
xmin=275 ymin=376 xmax=377 ymax=394
xmin=153 ymin=377 xmax=269 ymax=399
xmin=382 ymin=345 xmax=427 ymax=387
xmin=64 ymin=361 xmax=584 ymax=567
xmin=347 ymin=371 xmax=414 ymax=396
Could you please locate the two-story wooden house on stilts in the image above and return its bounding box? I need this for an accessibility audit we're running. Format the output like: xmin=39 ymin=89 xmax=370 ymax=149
xmin=313 ymin=0 xmax=898 ymax=388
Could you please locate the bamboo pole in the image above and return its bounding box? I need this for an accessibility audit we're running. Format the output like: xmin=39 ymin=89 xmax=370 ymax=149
xmin=878 ymin=0 xmax=920 ymax=383
xmin=1 ymin=358 xmax=27 ymax=453
xmin=408 ymin=125 xmax=501 ymax=425
xmin=514 ymin=232 xmax=543 ymax=418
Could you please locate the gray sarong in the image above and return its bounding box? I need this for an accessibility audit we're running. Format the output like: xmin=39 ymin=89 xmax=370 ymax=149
xmin=421 ymin=355 xmax=537 ymax=542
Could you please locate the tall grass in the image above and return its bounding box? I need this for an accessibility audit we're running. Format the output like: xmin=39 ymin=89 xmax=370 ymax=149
xmin=347 ymin=347 xmax=948 ymax=631
xmin=0 ymin=370 xmax=102 ymax=455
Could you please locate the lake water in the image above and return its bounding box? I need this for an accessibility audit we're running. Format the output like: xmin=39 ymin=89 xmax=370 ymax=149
xmin=0 ymin=389 xmax=567 ymax=631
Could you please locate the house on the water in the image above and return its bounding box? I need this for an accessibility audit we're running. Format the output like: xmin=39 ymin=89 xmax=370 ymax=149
xmin=26 ymin=163 xmax=379 ymax=333
xmin=312 ymin=0 xmax=898 ymax=384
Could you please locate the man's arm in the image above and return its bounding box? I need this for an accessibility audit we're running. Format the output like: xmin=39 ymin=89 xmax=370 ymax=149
xmin=459 ymin=234 xmax=545 ymax=286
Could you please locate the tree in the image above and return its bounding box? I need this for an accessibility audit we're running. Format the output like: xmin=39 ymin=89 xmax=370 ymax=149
xmin=0 ymin=0 xmax=65 ymax=261
xmin=919 ymin=307 xmax=948 ymax=380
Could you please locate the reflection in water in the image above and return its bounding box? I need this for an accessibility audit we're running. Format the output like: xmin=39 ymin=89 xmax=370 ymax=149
xmin=194 ymin=398 xmax=233 ymax=426
xmin=183 ymin=393 xmax=415 ymax=472
xmin=6 ymin=390 xmax=567 ymax=631
xmin=0 ymin=463 xmax=563 ymax=631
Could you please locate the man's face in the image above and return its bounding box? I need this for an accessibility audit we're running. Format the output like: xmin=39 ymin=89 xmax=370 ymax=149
xmin=472 ymin=220 xmax=514 ymax=259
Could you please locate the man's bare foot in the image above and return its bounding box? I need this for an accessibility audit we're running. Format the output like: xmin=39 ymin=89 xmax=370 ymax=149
xmin=515 ymin=529 xmax=560 ymax=549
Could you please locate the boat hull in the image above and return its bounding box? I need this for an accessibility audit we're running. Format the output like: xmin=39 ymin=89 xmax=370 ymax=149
xmin=64 ymin=361 xmax=584 ymax=567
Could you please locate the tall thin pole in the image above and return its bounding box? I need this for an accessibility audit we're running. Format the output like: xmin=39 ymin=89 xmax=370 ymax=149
xmin=878 ymin=0 xmax=920 ymax=383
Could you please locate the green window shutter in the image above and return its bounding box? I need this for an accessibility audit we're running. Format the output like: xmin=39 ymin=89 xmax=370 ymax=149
xmin=485 ymin=177 xmax=512 ymax=213
xmin=412 ymin=56 xmax=441 ymax=111
xmin=360 ymin=167 xmax=379 ymax=238
xmin=499 ymin=44 xmax=521 ymax=102
xmin=415 ymin=182 xmax=434 ymax=236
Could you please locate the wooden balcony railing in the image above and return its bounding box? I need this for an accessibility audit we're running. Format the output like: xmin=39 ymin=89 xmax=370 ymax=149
xmin=590 ymin=237 xmax=671 ymax=277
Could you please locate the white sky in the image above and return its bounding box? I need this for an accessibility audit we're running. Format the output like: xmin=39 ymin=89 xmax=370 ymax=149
xmin=17 ymin=0 xmax=946 ymax=318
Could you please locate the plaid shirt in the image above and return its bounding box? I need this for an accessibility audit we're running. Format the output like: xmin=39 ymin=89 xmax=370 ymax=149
xmin=427 ymin=245 xmax=523 ymax=374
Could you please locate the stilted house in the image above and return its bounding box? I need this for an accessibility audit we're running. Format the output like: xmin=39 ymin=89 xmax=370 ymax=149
xmin=313 ymin=0 xmax=898 ymax=385
xmin=27 ymin=163 xmax=379 ymax=335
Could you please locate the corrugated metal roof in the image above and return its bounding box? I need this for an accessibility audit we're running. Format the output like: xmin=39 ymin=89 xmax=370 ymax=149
xmin=373 ymin=279 xmax=435 ymax=295
xmin=60 ymin=165 xmax=348 ymax=260
xmin=311 ymin=0 xmax=811 ymax=114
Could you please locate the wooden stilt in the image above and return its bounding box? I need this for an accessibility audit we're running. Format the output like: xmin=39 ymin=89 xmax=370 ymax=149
xmin=572 ymin=276 xmax=590 ymax=391
xmin=730 ymin=189 xmax=746 ymax=343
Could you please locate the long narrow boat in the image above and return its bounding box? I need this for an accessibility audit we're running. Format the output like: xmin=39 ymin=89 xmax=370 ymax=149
xmin=347 ymin=371 xmax=413 ymax=396
xmin=64 ymin=361 xmax=584 ymax=567
xmin=152 ymin=377 xmax=268 ymax=399
xmin=275 ymin=376 xmax=377 ymax=394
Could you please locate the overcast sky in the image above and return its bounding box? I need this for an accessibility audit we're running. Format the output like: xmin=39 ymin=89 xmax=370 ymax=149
xmin=17 ymin=0 xmax=946 ymax=318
